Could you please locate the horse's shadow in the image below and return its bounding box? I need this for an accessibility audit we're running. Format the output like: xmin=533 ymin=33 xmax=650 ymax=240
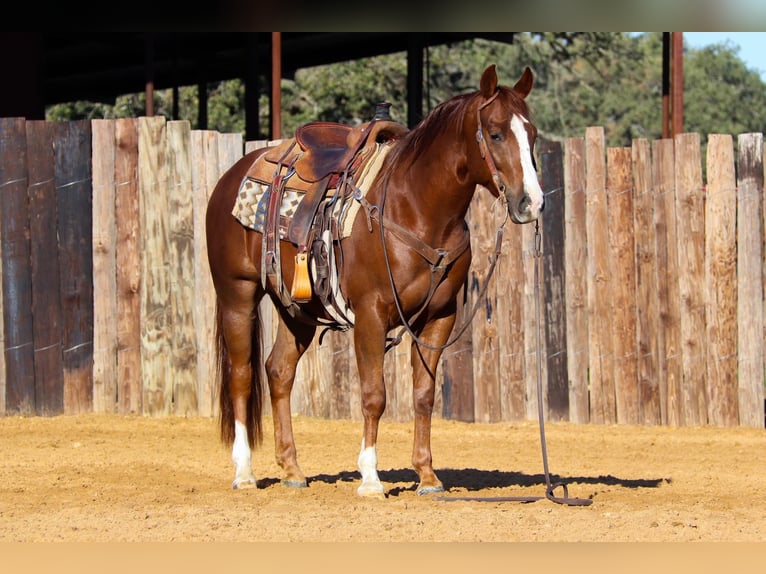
xmin=257 ymin=467 xmax=670 ymax=497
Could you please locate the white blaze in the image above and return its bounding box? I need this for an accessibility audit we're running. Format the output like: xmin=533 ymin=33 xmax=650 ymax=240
xmin=510 ymin=114 xmax=544 ymax=216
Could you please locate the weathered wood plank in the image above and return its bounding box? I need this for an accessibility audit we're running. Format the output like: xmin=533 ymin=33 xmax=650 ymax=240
xmin=397 ymin=334 xmax=415 ymax=422
xmin=329 ymin=328 xmax=353 ymax=420
xmin=115 ymin=119 xmax=142 ymax=415
xmin=138 ymin=116 xmax=171 ymax=415
xmin=563 ymin=137 xmax=589 ymax=423
xmin=167 ymin=121 xmax=198 ymax=416
xmin=540 ymin=140 xmax=568 ymax=421
xmin=607 ymin=147 xmax=638 ymax=424
xmin=632 ymin=138 xmax=661 ymax=425
xmin=736 ymin=133 xmax=765 ymax=427
xmin=497 ymin=210 xmax=525 ymax=421
xmin=217 ymin=132 xmax=243 ymax=175
xmin=523 ymin=220 xmax=546 ymax=420
xmin=704 ymin=134 xmax=738 ymax=427
xmin=674 ymin=132 xmax=708 ymax=426
xmin=55 ymin=120 xmax=94 ymax=415
xmin=27 ymin=120 xmax=64 ymax=415
xmin=440 ymin=282 xmax=474 ymax=422
xmin=0 ymin=117 xmax=34 ymax=414
xmin=192 ymin=130 xmax=220 ymax=418
xmin=91 ymin=119 xmax=118 ymax=413
xmin=383 ymin=333 xmax=413 ymax=422
xmin=470 ymin=188 xmax=501 ymax=423
xmin=585 ymin=127 xmax=615 ymax=424
xmin=652 ymin=139 xmax=682 ymax=426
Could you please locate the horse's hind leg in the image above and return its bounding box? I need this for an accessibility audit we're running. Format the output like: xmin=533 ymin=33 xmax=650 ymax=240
xmin=353 ymin=310 xmax=388 ymax=499
xmin=219 ymin=285 xmax=262 ymax=490
xmin=265 ymin=313 xmax=316 ymax=488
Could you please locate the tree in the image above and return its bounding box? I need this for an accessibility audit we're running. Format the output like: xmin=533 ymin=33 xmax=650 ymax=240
xmin=684 ymin=41 xmax=766 ymax=139
xmin=45 ymin=33 xmax=766 ymax=148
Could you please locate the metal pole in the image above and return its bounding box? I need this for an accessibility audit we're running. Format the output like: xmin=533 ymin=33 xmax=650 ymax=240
xmin=671 ymin=32 xmax=684 ymax=137
xmin=662 ymin=32 xmax=671 ymax=139
xmin=144 ymin=33 xmax=155 ymax=117
xmin=271 ymin=32 xmax=282 ymax=140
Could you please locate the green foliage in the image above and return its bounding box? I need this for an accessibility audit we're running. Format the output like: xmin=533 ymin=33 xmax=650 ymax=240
xmin=45 ymin=33 xmax=766 ymax=148
xmin=684 ymin=41 xmax=766 ymax=139
xmin=280 ymin=55 xmax=408 ymax=135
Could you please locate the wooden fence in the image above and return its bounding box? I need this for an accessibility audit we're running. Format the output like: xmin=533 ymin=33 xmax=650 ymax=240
xmin=0 ymin=117 xmax=764 ymax=427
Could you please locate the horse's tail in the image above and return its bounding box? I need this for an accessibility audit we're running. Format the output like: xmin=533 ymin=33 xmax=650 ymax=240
xmin=215 ymin=300 xmax=264 ymax=449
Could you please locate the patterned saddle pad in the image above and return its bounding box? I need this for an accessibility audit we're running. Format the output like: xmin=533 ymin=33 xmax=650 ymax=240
xmin=232 ymin=141 xmax=394 ymax=240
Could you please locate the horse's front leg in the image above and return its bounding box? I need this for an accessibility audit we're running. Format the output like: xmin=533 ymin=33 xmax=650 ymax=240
xmin=353 ymin=309 xmax=389 ymax=499
xmin=410 ymin=313 xmax=456 ymax=495
xmin=265 ymin=314 xmax=316 ymax=488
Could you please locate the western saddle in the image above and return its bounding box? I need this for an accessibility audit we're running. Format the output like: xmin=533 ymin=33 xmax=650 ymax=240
xmin=245 ymin=104 xmax=408 ymax=312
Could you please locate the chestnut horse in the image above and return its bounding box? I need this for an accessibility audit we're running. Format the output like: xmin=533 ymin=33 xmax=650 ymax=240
xmin=206 ymin=64 xmax=544 ymax=497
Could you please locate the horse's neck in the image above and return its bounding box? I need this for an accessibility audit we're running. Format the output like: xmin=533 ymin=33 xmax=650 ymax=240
xmin=382 ymin=150 xmax=475 ymax=244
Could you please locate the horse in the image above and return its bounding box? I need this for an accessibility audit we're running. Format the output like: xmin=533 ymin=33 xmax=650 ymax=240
xmin=205 ymin=64 xmax=544 ymax=497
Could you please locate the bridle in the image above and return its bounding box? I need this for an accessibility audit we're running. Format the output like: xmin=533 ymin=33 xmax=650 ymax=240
xmin=475 ymin=89 xmax=506 ymax=197
xmin=360 ymin=89 xmax=510 ymax=352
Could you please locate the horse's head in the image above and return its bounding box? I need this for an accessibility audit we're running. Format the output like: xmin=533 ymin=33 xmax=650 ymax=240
xmin=473 ymin=64 xmax=544 ymax=224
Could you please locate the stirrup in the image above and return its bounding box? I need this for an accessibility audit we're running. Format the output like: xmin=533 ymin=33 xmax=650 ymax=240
xmin=291 ymin=251 xmax=312 ymax=302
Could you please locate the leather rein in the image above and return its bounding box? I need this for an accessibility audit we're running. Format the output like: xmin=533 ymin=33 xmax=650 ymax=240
xmin=359 ymin=89 xmax=509 ymax=352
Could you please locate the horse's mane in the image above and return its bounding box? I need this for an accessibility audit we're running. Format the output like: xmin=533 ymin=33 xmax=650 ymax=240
xmin=383 ymin=85 xmax=530 ymax=174
xmin=385 ymin=92 xmax=473 ymax=171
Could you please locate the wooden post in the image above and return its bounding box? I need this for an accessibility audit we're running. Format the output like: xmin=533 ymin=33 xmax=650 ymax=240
xmin=55 ymin=120 xmax=94 ymax=415
xmin=138 ymin=116 xmax=171 ymax=415
xmin=470 ymin=188 xmax=501 ymax=423
xmin=652 ymin=139 xmax=682 ymax=426
xmin=0 ymin=117 xmax=34 ymax=414
xmin=115 ymin=119 xmax=142 ymax=415
xmin=540 ymin=140 xmax=568 ymax=421
xmin=564 ymin=137 xmax=589 ymax=423
xmin=497 ymin=202 xmax=526 ymax=421
xmin=674 ymin=132 xmax=707 ymax=425
xmin=91 ymin=119 xmax=118 ymax=413
xmin=441 ymin=282 xmax=475 ymax=422
xmin=27 ymin=120 xmax=64 ymax=414
xmin=632 ymin=139 xmax=661 ymax=425
xmin=607 ymin=147 xmax=638 ymax=424
xmin=736 ymin=133 xmax=765 ymax=427
xmin=191 ymin=130 xmax=219 ymax=417
xmin=329 ymin=329 xmax=354 ymax=420
xmin=585 ymin=126 xmax=615 ymax=424
xmin=523 ymin=216 xmax=546 ymax=420
xmin=705 ymin=134 xmax=738 ymax=426
xmin=167 ymin=121 xmax=198 ymax=416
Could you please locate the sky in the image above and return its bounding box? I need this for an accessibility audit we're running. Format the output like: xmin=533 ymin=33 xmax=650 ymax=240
xmin=684 ymin=32 xmax=766 ymax=80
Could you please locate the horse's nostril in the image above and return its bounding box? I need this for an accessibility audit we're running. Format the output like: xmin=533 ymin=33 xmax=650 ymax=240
xmin=540 ymin=195 xmax=545 ymax=212
xmin=519 ymin=195 xmax=531 ymax=212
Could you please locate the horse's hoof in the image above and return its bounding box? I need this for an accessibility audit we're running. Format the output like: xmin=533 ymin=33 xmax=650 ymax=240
xmin=232 ymin=478 xmax=257 ymax=490
xmin=282 ymin=479 xmax=308 ymax=489
xmin=417 ymin=484 xmax=445 ymax=496
xmin=357 ymin=483 xmax=386 ymax=499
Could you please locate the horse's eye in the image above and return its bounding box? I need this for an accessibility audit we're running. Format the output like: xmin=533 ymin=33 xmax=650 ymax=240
xmin=490 ymin=132 xmax=503 ymax=142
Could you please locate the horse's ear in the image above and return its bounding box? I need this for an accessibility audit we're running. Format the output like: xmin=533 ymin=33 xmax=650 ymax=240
xmin=480 ymin=64 xmax=498 ymax=98
xmin=513 ymin=67 xmax=534 ymax=99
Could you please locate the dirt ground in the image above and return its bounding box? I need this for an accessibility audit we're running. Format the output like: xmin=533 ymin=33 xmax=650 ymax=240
xmin=1 ymin=412 xmax=765 ymax=543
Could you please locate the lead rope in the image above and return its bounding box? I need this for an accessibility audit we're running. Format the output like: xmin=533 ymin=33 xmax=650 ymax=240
xmin=532 ymin=220 xmax=592 ymax=506
xmin=438 ymin=219 xmax=592 ymax=506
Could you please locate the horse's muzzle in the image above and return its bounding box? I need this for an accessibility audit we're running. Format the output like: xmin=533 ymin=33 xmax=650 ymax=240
xmin=509 ymin=192 xmax=544 ymax=224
